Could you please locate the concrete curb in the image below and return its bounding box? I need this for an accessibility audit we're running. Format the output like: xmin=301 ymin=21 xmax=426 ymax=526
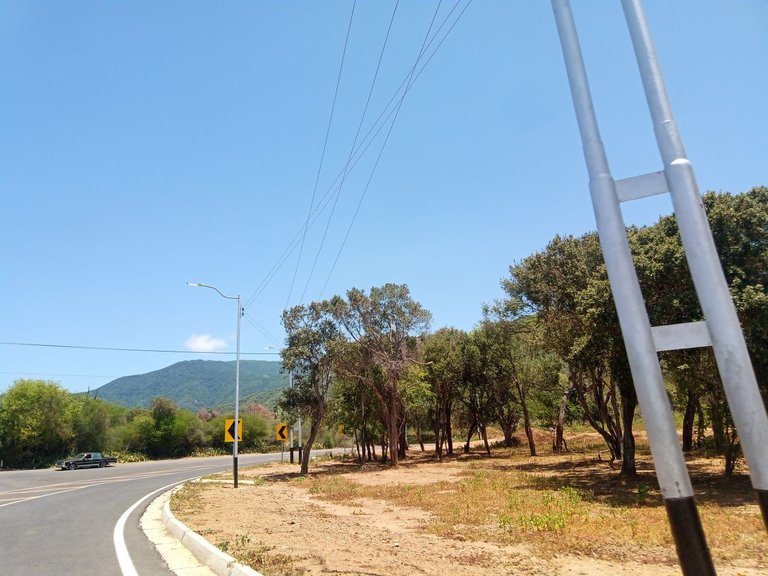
xmin=162 ymin=485 xmax=263 ymax=576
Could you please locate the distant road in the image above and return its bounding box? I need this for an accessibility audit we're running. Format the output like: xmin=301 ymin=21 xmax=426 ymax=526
xmin=0 ymin=452 xmax=295 ymax=576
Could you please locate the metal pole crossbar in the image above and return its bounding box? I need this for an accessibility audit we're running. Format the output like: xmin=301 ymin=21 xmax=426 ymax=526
xmin=551 ymin=1 xmax=768 ymax=574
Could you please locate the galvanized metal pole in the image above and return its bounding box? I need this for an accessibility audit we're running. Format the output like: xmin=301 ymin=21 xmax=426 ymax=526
xmin=621 ymin=0 xmax=768 ymax=527
xmin=233 ymin=294 xmax=241 ymax=489
xmin=289 ymin=371 xmax=295 ymax=464
xmin=550 ymin=2 xmax=714 ymax=573
xmin=187 ymin=282 xmax=243 ymax=488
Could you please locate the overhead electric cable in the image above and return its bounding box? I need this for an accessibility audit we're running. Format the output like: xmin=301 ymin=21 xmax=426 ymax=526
xmin=0 ymin=341 xmax=274 ymax=356
xmin=244 ymin=0 xmax=472 ymax=310
xmin=243 ymin=313 xmax=282 ymax=346
xmin=320 ymin=0 xmax=474 ymax=296
xmin=286 ymin=0 xmax=357 ymax=309
xmin=300 ymin=0 xmax=401 ymax=302
xmin=0 ymin=371 xmax=118 ymax=379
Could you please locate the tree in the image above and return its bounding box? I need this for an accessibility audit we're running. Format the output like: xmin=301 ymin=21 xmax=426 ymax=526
xmin=72 ymin=396 xmax=110 ymax=453
xmin=329 ymin=364 xmax=384 ymax=463
xmin=456 ymin=330 xmax=497 ymax=456
xmin=328 ymin=284 xmax=432 ymax=467
xmin=279 ymin=301 xmax=343 ymax=474
xmin=399 ymin=364 xmax=433 ymax=453
xmin=424 ymin=328 xmax=465 ymax=459
xmin=504 ymin=234 xmax=629 ymax=471
xmin=480 ymin=315 xmax=562 ymax=456
xmin=0 ymin=379 xmax=74 ymax=468
xmin=633 ymin=187 xmax=768 ymax=473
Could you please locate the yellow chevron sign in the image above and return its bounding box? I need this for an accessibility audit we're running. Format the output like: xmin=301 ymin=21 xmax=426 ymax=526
xmin=224 ymin=418 xmax=242 ymax=443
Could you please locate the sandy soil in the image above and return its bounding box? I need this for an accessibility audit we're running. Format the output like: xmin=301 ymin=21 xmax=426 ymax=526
xmin=172 ymin=448 xmax=765 ymax=576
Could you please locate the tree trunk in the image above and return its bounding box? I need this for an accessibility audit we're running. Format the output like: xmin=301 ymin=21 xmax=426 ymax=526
xmin=480 ymin=422 xmax=491 ymax=456
xmin=695 ymin=398 xmax=706 ymax=449
xmin=398 ymin=420 xmax=407 ymax=460
xmin=500 ymin=418 xmax=516 ymax=448
xmin=523 ymin=411 xmax=536 ymax=457
xmin=553 ymin=381 xmax=571 ymax=453
xmin=446 ymin=403 xmax=454 ymax=456
xmin=416 ymin=424 xmax=425 ymax=452
xmin=354 ymin=429 xmax=362 ymax=463
xmin=516 ymin=379 xmax=536 ymax=457
xmin=433 ymin=407 xmax=442 ymax=459
xmin=620 ymin=396 xmax=637 ymax=478
xmin=574 ymin=376 xmax=622 ymax=460
xmin=388 ymin=379 xmax=399 ymax=467
xmin=300 ymin=407 xmax=324 ymax=475
xmin=682 ymin=390 xmax=696 ymax=452
xmin=380 ymin=434 xmax=388 ymax=463
xmin=464 ymin=421 xmax=477 ymax=453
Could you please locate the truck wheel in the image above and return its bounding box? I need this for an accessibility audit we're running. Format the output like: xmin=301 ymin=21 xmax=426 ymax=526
xmin=99 ymin=461 xmax=106 ymax=468
xmin=68 ymin=463 xmax=77 ymax=470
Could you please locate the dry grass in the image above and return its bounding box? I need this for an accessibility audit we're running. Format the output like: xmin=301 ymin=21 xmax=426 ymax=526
xmin=282 ymin=435 xmax=766 ymax=565
xmin=171 ymin=431 xmax=767 ymax=575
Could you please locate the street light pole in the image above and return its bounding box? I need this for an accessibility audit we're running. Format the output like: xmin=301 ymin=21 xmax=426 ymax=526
xmin=187 ymin=282 xmax=242 ymax=488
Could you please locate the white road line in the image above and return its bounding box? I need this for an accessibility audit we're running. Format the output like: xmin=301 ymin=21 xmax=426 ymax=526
xmin=114 ymin=475 xmax=203 ymax=576
xmin=0 ymin=484 xmax=92 ymax=508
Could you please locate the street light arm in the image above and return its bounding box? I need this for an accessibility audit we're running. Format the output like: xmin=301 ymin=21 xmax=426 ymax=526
xmin=187 ymin=282 xmax=238 ymax=301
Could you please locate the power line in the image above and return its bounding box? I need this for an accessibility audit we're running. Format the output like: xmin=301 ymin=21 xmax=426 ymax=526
xmin=301 ymin=0 xmax=401 ymax=303
xmin=244 ymin=1 xmax=473 ymax=310
xmin=287 ymin=0 xmax=358 ymax=308
xmin=320 ymin=0 xmax=473 ymax=296
xmin=242 ymin=313 xmax=282 ymax=346
xmin=0 ymin=371 xmax=118 ymax=379
xmin=0 ymin=341 xmax=276 ymax=356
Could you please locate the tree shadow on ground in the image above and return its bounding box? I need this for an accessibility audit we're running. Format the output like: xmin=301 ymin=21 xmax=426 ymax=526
xmin=243 ymin=445 xmax=758 ymax=511
xmin=484 ymin=452 xmax=756 ymax=508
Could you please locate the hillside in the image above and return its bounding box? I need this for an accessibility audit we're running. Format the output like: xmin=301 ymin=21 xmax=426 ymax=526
xmin=93 ymin=359 xmax=288 ymax=411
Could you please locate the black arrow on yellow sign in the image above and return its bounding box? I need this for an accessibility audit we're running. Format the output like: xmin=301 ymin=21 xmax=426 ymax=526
xmin=276 ymin=423 xmax=288 ymax=441
xmin=224 ymin=418 xmax=242 ymax=442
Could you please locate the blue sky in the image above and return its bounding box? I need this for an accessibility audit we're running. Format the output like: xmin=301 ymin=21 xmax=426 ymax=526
xmin=1 ymin=1 xmax=766 ymax=394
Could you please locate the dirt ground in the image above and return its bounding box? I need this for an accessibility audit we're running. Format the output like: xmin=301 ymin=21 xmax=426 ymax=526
xmin=172 ymin=439 xmax=766 ymax=576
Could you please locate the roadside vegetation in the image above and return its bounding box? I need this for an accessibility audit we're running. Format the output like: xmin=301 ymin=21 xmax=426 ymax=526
xmin=275 ymin=188 xmax=768 ymax=482
xmin=3 ymin=187 xmax=767 ymax=490
xmin=0 ymin=379 xmax=278 ymax=468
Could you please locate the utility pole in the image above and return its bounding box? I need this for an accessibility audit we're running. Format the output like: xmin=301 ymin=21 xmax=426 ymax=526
xmin=551 ymin=0 xmax=768 ymax=573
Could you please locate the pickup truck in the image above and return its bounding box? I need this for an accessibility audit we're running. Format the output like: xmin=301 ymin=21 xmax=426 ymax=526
xmin=56 ymin=452 xmax=117 ymax=470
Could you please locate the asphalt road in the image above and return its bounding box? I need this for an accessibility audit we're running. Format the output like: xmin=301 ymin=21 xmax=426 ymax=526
xmin=0 ymin=452 xmax=290 ymax=576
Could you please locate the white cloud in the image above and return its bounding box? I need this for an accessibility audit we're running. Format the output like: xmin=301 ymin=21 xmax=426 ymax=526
xmin=185 ymin=333 xmax=228 ymax=352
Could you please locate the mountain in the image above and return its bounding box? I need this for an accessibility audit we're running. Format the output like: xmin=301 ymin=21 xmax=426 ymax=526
xmin=93 ymin=359 xmax=288 ymax=411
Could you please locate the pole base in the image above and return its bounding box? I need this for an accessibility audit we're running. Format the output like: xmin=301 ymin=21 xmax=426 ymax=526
xmin=233 ymin=455 xmax=239 ymax=489
xmin=757 ymin=489 xmax=768 ymax=532
xmin=664 ymin=496 xmax=715 ymax=576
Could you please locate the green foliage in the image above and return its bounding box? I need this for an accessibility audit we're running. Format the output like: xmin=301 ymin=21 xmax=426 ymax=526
xmin=0 ymin=378 xmax=272 ymax=468
xmin=72 ymin=396 xmax=110 ymax=452
xmin=0 ymin=379 xmax=74 ymax=468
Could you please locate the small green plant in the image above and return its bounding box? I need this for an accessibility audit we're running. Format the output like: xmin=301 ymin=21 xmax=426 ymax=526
xmin=237 ymin=533 xmax=251 ymax=548
xmin=637 ymin=482 xmax=651 ymax=503
xmin=518 ymin=511 xmax=568 ymax=531
xmin=500 ymin=486 xmax=584 ymax=533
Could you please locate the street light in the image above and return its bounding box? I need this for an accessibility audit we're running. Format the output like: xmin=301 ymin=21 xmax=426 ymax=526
xmin=187 ymin=282 xmax=242 ymax=488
